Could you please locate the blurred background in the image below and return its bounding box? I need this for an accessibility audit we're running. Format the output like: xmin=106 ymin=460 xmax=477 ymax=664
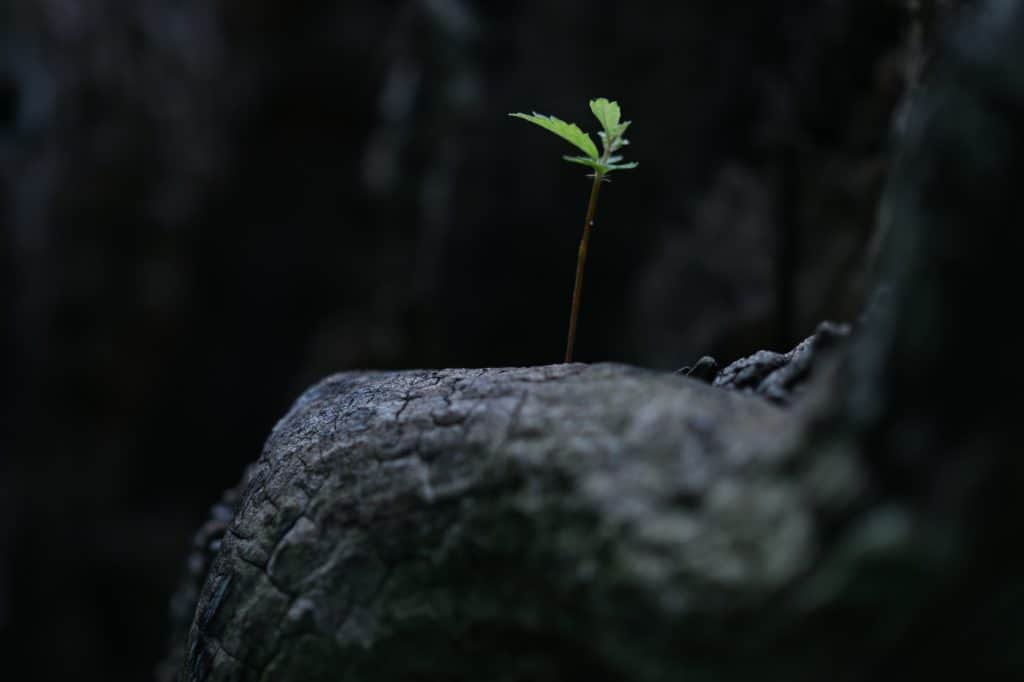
xmin=0 ymin=0 xmax=921 ymax=679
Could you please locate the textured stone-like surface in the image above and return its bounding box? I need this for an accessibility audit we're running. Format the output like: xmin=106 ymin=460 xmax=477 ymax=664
xmin=713 ymin=321 xmax=851 ymax=403
xmin=182 ymin=363 xmax=872 ymax=681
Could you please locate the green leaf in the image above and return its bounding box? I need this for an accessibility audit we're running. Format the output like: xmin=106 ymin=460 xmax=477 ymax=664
xmin=598 ymin=132 xmax=628 ymax=152
xmin=562 ymin=155 xmax=606 ymax=172
xmin=563 ymin=156 xmax=638 ymax=175
xmin=509 ymin=112 xmax=599 ymax=160
xmin=589 ymin=98 xmax=622 ymax=136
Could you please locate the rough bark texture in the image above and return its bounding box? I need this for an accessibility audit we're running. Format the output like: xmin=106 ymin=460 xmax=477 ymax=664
xmin=712 ymin=321 xmax=851 ymax=403
xmin=180 ymin=364 xmax=833 ymax=682
xmin=172 ymin=2 xmax=1024 ymax=680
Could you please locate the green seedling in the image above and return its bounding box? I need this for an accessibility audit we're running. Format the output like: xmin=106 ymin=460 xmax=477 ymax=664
xmin=510 ymin=98 xmax=638 ymax=362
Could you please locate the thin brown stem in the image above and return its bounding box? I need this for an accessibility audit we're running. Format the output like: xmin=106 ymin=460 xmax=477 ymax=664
xmin=565 ymin=171 xmax=604 ymax=362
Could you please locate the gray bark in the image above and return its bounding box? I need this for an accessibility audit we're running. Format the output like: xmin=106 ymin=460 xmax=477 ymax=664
xmin=181 ymin=363 xmax=846 ymax=682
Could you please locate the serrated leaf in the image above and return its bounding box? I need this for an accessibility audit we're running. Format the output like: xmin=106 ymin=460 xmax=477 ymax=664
xmin=589 ymin=98 xmax=622 ymax=137
xmin=510 ymin=112 xmax=599 ymax=160
xmin=562 ymin=155 xmax=606 ymax=171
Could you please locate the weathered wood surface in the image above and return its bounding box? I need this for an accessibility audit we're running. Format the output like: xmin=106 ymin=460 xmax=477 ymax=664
xmin=180 ymin=363 xmax=844 ymax=681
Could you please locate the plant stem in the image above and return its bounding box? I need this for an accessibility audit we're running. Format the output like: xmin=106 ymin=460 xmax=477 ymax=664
xmin=565 ymin=170 xmax=604 ymax=362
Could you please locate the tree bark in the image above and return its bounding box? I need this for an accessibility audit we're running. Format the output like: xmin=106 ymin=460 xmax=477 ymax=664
xmin=180 ymin=363 xmax=834 ymax=682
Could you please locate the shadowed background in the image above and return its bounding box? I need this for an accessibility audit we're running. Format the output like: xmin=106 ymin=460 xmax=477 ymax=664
xmin=0 ymin=0 xmax=914 ymax=679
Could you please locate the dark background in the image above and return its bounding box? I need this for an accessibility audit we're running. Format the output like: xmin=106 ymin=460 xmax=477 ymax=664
xmin=0 ymin=1 xmax=914 ymax=679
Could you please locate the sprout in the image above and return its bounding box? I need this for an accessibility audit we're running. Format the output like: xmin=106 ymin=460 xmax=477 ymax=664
xmin=509 ymin=98 xmax=638 ymax=362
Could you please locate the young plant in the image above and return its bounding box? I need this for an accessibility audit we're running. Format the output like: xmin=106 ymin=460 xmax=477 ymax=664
xmin=510 ymin=98 xmax=638 ymax=363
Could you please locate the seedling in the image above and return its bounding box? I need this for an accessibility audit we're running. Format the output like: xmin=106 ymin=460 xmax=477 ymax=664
xmin=510 ymin=98 xmax=637 ymax=362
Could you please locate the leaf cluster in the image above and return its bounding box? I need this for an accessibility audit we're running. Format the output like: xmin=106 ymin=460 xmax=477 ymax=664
xmin=510 ymin=98 xmax=638 ymax=176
